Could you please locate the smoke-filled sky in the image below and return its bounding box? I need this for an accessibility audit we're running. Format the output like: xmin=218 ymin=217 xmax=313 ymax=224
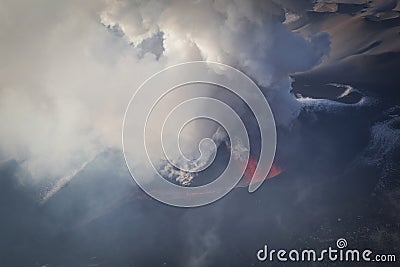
xmin=0 ymin=0 xmax=400 ymax=266
xmin=0 ymin=0 xmax=330 ymax=184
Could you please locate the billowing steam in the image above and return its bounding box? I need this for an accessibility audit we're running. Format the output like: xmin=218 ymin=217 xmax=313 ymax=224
xmin=0 ymin=0 xmax=330 ymax=194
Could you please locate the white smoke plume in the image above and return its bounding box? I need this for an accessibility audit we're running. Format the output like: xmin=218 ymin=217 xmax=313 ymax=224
xmin=0 ymin=0 xmax=330 ymax=189
xmin=158 ymin=126 xmax=249 ymax=186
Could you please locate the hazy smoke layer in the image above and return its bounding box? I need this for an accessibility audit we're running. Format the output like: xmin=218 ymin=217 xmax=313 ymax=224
xmin=0 ymin=0 xmax=330 ymax=186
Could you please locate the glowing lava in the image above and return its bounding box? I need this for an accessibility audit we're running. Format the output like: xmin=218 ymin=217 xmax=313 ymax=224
xmin=237 ymin=155 xmax=283 ymax=188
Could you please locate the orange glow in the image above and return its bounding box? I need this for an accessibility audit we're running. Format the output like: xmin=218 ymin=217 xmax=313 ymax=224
xmin=237 ymin=155 xmax=283 ymax=187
